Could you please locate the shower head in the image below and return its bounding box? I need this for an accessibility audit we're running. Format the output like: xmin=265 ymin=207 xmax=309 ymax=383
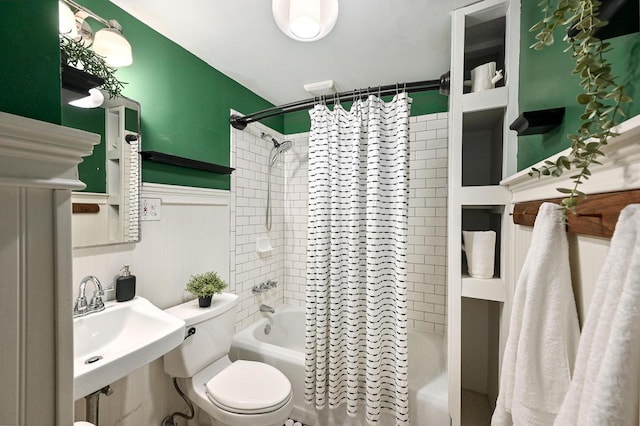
xmin=261 ymin=132 xmax=292 ymax=167
xmin=275 ymin=140 xmax=292 ymax=154
xmin=269 ymin=140 xmax=292 ymax=167
xmin=261 ymin=132 xmax=287 ymax=149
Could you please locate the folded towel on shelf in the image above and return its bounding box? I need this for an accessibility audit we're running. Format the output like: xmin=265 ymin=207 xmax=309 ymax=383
xmin=554 ymin=204 xmax=640 ymax=426
xmin=492 ymin=203 xmax=580 ymax=426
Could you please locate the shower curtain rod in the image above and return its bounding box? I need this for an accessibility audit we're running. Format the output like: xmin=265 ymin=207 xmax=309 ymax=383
xmin=229 ymin=71 xmax=451 ymax=130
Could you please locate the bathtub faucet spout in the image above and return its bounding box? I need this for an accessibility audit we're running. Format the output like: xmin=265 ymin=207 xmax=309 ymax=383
xmin=260 ymin=304 xmax=275 ymax=314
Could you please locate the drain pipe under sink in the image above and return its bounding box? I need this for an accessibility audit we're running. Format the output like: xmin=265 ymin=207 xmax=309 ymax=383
xmin=84 ymin=385 xmax=113 ymax=425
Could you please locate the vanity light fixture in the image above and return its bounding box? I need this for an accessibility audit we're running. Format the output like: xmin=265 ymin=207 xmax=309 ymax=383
xmin=69 ymin=88 xmax=105 ymax=109
xmin=58 ymin=0 xmax=133 ymax=68
xmin=58 ymin=1 xmax=78 ymax=40
xmin=272 ymin=0 xmax=339 ymax=42
xmin=93 ymin=21 xmax=133 ymax=68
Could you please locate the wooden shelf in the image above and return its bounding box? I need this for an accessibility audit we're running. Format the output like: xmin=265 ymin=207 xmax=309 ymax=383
xmin=462 ymin=86 xmax=508 ymax=113
xmin=462 ymin=276 xmax=505 ymax=302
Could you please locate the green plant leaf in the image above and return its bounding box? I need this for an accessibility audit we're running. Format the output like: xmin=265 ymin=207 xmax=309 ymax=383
xmin=577 ymin=93 xmax=591 ymax=104
xmin=530 ymin=21 xmax=546 ymax=31
xmin=556 ymin=187 xmax=574 ymax=194
xmin=529 ymin=0 xmax=630 ymax=212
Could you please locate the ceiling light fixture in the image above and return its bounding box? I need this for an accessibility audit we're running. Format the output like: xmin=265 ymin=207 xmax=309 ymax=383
xmin=58 ymin=0 xmax=133 ymax=68
xmin=272 ymin=0 xmax=339 ymax=42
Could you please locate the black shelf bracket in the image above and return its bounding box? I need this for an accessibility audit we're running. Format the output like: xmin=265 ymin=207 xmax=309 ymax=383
xmin=140 ymin=151 xmax=235 ymax=175
xmin=509 ymin=107 xmax=565 ymax=136
xmin=61 ymin=62 xmax=105 ymax=104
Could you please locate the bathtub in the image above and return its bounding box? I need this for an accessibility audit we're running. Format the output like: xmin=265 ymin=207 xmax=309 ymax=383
xmin=230 ymin=305 xmax=448 ymax=425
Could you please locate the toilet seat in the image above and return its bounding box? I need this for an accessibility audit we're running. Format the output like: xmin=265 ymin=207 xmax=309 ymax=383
xmin=204 ymin=360 xmax=292 ymax=415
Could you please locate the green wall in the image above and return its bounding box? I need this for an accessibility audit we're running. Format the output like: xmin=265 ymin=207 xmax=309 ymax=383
xmin=518 ymin=2 xmax=640 ymax=170
xmin=1 ymin=1 xmax=281 ymax=190
xmin=0 ymin=0 xmax=61 ymax=124
xmin=1 ymin=1 xmax=448 ymax=186
xmin=66 ymin=0 xmax=283 ymax=190
xmin=62 ymin=104 xmax=139 ymax=192
xmin=62 ymin=104 xmax=106 ymax=192
xmin=283 ymin=90 xmax=448 ymax=134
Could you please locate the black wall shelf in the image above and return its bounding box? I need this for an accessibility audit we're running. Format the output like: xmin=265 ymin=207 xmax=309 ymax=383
xmin=140 ymin=151 xmax=235 ymax=175
xmin=61 ymin=62 xmax=105 ymax=104
xmin=509 ymin=107 xmax=565 ymax=136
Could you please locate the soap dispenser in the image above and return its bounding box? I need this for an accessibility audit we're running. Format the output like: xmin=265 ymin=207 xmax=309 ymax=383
xmin=116 ymin=264 xmax=136 ymax=302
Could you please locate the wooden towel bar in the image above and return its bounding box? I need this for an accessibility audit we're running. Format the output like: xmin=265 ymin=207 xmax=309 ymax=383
xmin=512 ymin=189 xmax=640 ymax=238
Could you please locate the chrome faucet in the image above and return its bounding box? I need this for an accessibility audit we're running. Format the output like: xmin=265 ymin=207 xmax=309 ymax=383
xmin=259 ymin=304 xmax=275 ymax=314
xmin=74 ymin=276 xmax=106 ymax=318
xmin=252 ymin=279 xmax=278 ymax=294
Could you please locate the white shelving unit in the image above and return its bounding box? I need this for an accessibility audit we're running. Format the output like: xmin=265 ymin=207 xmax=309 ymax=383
xmin=461 ymin=276 xmax=506 ymax=302
xmin=447 ymin=0 xmax=520 ymax=425
xmin=105 ymin=105 xmax=140 ymax=244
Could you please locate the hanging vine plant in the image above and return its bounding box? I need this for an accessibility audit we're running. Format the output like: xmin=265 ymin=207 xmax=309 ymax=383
xmin=60 ymin=36 xmax=126 ymax=99
xmin=528 ymin=0 xmax=632 ymax=212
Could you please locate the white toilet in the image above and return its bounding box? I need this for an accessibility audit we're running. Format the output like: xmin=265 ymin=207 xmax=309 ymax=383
xmin=163 ymin=293 xmax=293 ymax=426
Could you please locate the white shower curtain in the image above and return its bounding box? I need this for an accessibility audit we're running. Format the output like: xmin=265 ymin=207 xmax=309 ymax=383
xmin=305 ymin=93 xmax=411 ymax=425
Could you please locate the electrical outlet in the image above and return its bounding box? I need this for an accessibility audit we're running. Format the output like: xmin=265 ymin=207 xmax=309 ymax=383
xmin=141 ymin=198 xmax=161 ymax=221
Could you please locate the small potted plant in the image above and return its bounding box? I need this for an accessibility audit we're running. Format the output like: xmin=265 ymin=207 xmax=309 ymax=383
xmin=185 ymin=271 xmax=227 ymax=308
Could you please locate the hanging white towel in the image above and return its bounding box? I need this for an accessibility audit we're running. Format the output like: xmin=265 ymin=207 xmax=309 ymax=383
xmin=554 ymin=204 xmax=640 ymax=426
xmin=492 ymin=203 xmax=580 ymax=426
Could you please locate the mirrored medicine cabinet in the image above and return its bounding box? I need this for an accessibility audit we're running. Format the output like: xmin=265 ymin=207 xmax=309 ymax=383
xmin=64 ymin=91 xmax=142 ymax=248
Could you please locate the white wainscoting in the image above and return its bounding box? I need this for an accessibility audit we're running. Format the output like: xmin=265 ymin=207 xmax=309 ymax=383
xmin=72 ymin=183 xmax=230 ymax=309
xmin=72 ymin=183 xmax=230 ymax=425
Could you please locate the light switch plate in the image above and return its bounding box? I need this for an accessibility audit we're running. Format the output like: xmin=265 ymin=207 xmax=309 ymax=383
xmin=141 ymin=198 xmax=161 ymax=221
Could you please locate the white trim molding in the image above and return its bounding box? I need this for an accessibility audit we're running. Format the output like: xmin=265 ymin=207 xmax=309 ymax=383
xmin=502 ymin=114 xmax=640 ymax=202
xmin=0 ymin=112 xmax=99 ymax=426
xmin=142 ymin=182 xmax=229 ymax=206
xmin=0 ymin=111 xmax=99 ymax=189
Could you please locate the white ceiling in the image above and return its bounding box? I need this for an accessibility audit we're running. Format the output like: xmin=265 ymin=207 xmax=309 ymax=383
xmin=110 ymin=0 xmax=479 ymax=106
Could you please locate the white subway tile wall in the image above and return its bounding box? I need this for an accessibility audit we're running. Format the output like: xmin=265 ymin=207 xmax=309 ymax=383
xmin=407 ymin=112 xmax=448 ymax=334
xmin=230 ymin=123 xmax=287 ymax=332
xmin=232 ymin=112 xmax=448 ymax=335
xmin=283 ymin=132 xmax=310 ymax=308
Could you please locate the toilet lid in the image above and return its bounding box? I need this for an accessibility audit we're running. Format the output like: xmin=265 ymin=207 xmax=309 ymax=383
xmin=205 ymin=360 xmax=291 ymax=414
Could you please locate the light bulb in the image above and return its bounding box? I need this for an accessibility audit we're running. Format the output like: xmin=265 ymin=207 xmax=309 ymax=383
xmin=59 ymin=1 xmax=78 ymax=39
xmin=69 ymin=88 xmax=105 ymax=108
xmin=93 ymin=26 xmax=133 ymax=68
xmin=272 ymin=0 xmax=338 ymax=42
xmin=289 ymin=0 xmax=321 ymax=39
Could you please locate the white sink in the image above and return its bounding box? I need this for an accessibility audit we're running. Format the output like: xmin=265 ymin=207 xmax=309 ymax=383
xmin=73 ymin=296 xmax=185 ymax=400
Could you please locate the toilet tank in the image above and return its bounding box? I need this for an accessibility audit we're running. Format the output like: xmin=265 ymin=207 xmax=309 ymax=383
xmin=163 ymin=293 xmax=239 ymax=378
